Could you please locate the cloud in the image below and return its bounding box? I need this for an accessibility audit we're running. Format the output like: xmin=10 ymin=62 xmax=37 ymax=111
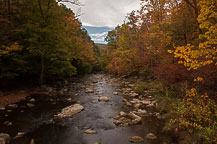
xmin=63 ymin=0 xmax=141 ymax=27
xmin=89 ymin=32 xmax=108 ymax=37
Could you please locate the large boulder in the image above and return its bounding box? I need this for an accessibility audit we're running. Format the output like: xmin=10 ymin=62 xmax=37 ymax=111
xmin=54 ymin=104 xmax=84 ymax=119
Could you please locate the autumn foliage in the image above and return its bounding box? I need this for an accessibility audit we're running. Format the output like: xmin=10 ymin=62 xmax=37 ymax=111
xmin=104 ymin=0 xmax=217 ymax=142
xmin=0 ymin=0 xmax=99 ymax=83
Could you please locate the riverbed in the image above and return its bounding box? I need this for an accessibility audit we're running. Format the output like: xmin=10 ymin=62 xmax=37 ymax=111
xmin=0 ymin=74 xmax=175 ymax=144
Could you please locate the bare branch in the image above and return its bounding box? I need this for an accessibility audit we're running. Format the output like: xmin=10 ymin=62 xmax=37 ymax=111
xmin=57 ymin=0 xmax=84 ymax=6
xmin=75 ymin=7 xmax=84 ymax=18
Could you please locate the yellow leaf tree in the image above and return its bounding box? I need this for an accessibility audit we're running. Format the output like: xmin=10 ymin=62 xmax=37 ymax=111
xmin=170 ymin=0 xmax=217 ymax=70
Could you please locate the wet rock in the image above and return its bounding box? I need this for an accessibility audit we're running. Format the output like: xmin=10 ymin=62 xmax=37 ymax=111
xmin=128 ymin=112 xmax=142 ymax=124
xmin=85 ymin=88 xmax=94 ymax=93
xmin=98 ymin=95 xmax=103 ymax=97
xmin=113 ymin=115 xmax=121 ymax=120
xmin=57 ymin=90 xmax=64 ymax=95
xmin=155 ymin=113 xmax=160 ymax=117
xmin=67 ymin=98 xmax=72 ymax=102
xmin=147 ymin=96 xmax=152 ymax=98
xmin=14 ymin=132 xmax=25 ymax=139
xmin=112 ymin=92 xmax=118 ymax=95
xmin=147 ymin=103 xmax=155 ymax=108
xmin=146 ymin=133 xmax=157 ymax=140
xmin=130 ymin=93 xmax=139 ymax=97
xmin=0 ymin=106 xmax=5 ymax=111
xmin=141 ymin=100 xmax=151 ymax=105
xmin=113 ymin=120 xmax=123 ymax=126
xmin=54 ymin=104 xmax=84 ymax=119
xmin=29 ymin=98 xmax=36 ymax=102
xmin=128 ymin=84 xmax=135 ymax=87
xmin=7 ymin=110 xmax=12 ymax=113
xmin=119 ymin=123 xmax=129 ymax=127
xmin=119 ymin=117 xmax=126 ymax=121
xmin=30 ymin=139 xmax=35 ymax=144
xmin=128 ymin=136 xmax=144 ymax=143
xmin=3 ymin=121 xmax=12 ymax=126
xmin=0 ymin=133 xmax=10 ymax=143
xmin=84 ymin=129 xmax=97 ymax=134
xmin=27 ymin=103 xmax=35 ymax=108
xmin=134 ymin=104 xmax=140 ymax=109
xmin=120 ymin=111 xmax=127 ymax=117
xmin=98 ymin=96 xmax=109 ymax=102
xmin=8 ymin=104 xmax=18 ymax=108
xmin=63 ymin=88 xmax=68 ymax=92
xmin=123 ymin=98 xmax=132 ymax=106
xmin=130 ymin=99 xmax=140 ymax=104
xmin=0 ymin=138 xmax=5 ymax=144
xmin=136 ymin=109 xmax=147 ymax=116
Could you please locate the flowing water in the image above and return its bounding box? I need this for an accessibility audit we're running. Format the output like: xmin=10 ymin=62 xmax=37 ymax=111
xmin=0 ymin=74 xmax=175 ymax=144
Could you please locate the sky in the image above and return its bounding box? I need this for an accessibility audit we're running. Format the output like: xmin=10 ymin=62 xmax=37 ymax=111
xmin=63 ymin=0 xmax=141 ymax=28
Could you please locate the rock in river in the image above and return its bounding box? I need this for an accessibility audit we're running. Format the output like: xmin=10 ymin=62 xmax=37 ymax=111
xmin=128 ymin=112 xmax=142 ymax=124
xmin=54 ymin=104 xmax=84 ymax=119
xmin=85 ymin=88 xmax=94 ymax=93
xmin=27 ymin=103 xmax=35 ymax=108
xmin=0 ymin=133 xmax=10 ymax=143
xmin=128 ymin=136 xmax=144 ymax=143
xmin=113 ymin=115 xmax=121 ymax=120
xmin=84 ymin=129 xmax=97 ymax=134
xmin=112 ymin=92 xmax=118 ymax=95
xmin=0 ymin=138 xmax=5 ymax=144
xmin=0 ymin=106 xmax=5 ymax=111
xmin=29 ymin=98 xmax=36 ymax=102
xmin=120 ymin=111 xmax=127 ymax=117
xmin=146 ymin=133 xmax=157 ymax=140
xmin=8 ymin=104 xmax=18 ymax=108
xmin=98 ymin=96 xmax=109 ymax=102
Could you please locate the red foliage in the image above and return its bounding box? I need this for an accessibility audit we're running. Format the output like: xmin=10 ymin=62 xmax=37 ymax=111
xmin=154 ymin=63 xmax=192 ymax=86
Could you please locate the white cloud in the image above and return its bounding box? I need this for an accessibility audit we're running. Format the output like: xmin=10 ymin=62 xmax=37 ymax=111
xmin=90 ymin=32 xmax=108 ymax=37
xmin=63 ymin=0 xmax=141 ymax=27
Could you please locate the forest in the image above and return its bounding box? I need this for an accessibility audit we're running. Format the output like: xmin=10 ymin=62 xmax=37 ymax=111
xmin=0 ymin=0 xmax=216 ymax=144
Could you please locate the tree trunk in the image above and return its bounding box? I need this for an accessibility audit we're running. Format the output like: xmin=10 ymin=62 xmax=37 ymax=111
xmin=40 ymin=53 xmax=44 ymax=85
xmin=7 ymin=0 xmax=10 ymax=13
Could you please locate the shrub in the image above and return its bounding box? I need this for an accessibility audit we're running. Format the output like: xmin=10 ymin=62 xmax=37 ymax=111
xmin=154 ymin=63 xmax=192 ymax=87
xmin=169 ymin=88 xmax=217 ymax=143
xmin=134 ymin=82 xmax=149 ymax=94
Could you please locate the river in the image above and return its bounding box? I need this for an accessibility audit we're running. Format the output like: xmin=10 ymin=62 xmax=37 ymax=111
xmin=0 ymin=74 xmax=175 ymax=144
